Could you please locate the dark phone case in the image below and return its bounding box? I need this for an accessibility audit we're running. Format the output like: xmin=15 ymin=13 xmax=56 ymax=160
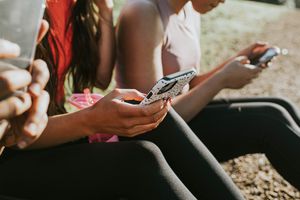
xmin=0 ymin=0 xmax=45 ymax=69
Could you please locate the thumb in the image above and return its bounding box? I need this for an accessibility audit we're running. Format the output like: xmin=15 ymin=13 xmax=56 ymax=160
xmin=236 ymin=56 xmax=250 ymax=65
xmin=37 ymin=20 xmax=49 ymax=44
xmin=115 ymin=89 xmax=145 ymax=102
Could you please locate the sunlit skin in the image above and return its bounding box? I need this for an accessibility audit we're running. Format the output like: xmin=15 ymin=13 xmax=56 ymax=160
xmin=116 ymin=0 xmax=271 ymax=122
xmin=28 ymin=0 xmax=172 ymax=149
xmin=168 ymin=0 xmax=225 ymax=14
xmin=0 ymin=19 xmax=50 ymax=149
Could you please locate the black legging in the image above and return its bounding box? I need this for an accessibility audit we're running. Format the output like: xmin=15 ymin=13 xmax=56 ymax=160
xmin=0 ymin=109 xmax=244 ymax=200
xmin=1 ymin=97 xmax=299 ymax=200
xmin=189 ymin=97 xmax=300 ymax=190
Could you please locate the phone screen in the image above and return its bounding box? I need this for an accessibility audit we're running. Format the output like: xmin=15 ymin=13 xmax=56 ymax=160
xmin=0 ymin=0 xmax=46 ymax=69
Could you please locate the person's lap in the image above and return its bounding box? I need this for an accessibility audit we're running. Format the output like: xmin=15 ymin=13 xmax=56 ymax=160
xmin=0 ymin=108 xmax=245 ymax=200
xmin=188 ymin=97 xmax=300 ymax=189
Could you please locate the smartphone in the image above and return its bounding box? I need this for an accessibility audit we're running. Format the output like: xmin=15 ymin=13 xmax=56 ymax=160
xmin=140 ymin=68 xmax=197 ymax=105
xmin=250 ymin=47 xmax=281 ymax=67
xmin=0 ymin=0 xmax=46 ymax=69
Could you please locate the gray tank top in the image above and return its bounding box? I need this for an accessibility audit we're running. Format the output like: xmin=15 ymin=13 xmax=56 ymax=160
xmin=157 ymin=0 xmax=201 ymax=75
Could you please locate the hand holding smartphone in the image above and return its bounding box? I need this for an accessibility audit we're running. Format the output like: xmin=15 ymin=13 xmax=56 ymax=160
xmin=0 ymin=0 xmax=46 ymax=69
xmin=140 ymin=68 xmax=197 ymax=105
xmin=250 ymin=47 xmax=281 ymax=67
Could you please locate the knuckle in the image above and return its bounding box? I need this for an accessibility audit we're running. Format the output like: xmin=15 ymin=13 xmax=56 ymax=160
xmin=151 ymin=114 xmax=159 ymax=123
xmin=113 ymin=88 xmax=121 ymax=95
xmin=0 ymin=75 xmax=12 ymax=92
xmin=9 ymin=98 xmax=23 ymax=116
xmin=42 ymin=90 xmax=50 ymax=102
xmin=141 ymin=108 xmax=149 ymax=116
xmin=122 ymin=121 xmax=131 ymax=129
xmin=124 ymin=129 xmax=133 ymax=137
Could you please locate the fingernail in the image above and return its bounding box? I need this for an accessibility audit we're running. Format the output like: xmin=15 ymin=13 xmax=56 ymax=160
xmin=25 ymin=123 xmax=37 ymax=135
xmin=17 ymin=141 xmax=27 ymax=149
xmin=29 ymin=84 xmax=41 ymax=96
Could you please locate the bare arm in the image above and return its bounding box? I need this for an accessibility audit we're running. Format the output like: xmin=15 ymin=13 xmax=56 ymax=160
xmin=117 ymin=0 xmax=165 ymax=93
xmin=29 ymin=89 xmax=171 ymax=149
xmin=116 ymin=2 xmax=267 ymax=122
xmin=116 ymin=1 xmax=227 ymax=121
xmin=95 ymin=0 xmax=116 ymax=89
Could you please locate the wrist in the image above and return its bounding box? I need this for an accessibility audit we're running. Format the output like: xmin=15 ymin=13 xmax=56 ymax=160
xmin=212 ymin=71 xmax=227 ymax=90
xmin=78 ymin=108 xmax=97 ymax=137
xmin=98 ymin=10 xmax=114 ymax=28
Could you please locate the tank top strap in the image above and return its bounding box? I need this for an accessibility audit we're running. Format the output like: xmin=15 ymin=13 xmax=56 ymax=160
xmin=154 ymin=0 xmax=173 ymax=30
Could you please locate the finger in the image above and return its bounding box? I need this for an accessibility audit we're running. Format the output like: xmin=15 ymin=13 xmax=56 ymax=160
xmin=119 ymin=99 xmax=165 ymax=117
xmin=0 ymin=120 xmax=10 ymax=140
xmin=236 ymin=56 xmax=249 ymax=64
xmin=115 ymin=89 xmax=145 ymax=101
xmin=0 ymin=39 xmax=20 ymax=58
xmin=28 ymin=59 xmax=49 ymax=97
xmin=18 ymin=113 xmax=48 ymax=149
xmin=255 ymin=41 xmax=269 ymax=47
xmin=266 ymin=61 xmax=273 ymax=68
xmin=244 ymin=64 xmax=257 ymax=70
xmin=0 ymin=92 xmax=32 ymax=120
xmin=125 ymin=102 xmax=169 ymax=127
xmin=251 ymin=67 xmax=263 ymax=74
xmin=37 ymin=20 xmax=49 ymax=44
xmin=124 ymin=115 xmax=167 ymax=137
xmin=23 ymin=90 xmax=49 ymax=138
xmin=0 ymin=67 xmax=31 ymax=99
xmin=0 ymin=127 xmax=18 ymax=147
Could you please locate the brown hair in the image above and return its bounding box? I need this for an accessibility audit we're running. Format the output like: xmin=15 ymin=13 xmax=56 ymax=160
xmin=35 ymin=0 xmax=101 ymax=116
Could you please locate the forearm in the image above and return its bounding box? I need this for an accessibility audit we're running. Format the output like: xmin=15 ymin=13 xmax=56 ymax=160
xmin=172 ymin=72 xmax=225 ymax=122
xmin=191 ymin=57 xmax=236 ymax=87
xmin=96 ymin=8 xmax=115 ymax=89
xmin=28 ymin=109 xmax=93 ymax=149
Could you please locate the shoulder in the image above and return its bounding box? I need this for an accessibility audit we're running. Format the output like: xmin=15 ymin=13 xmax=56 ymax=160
xmin=121 ymin=0 xmax=159 ymax=17
xmin=118 ymin=0 xmax=163 ymax=34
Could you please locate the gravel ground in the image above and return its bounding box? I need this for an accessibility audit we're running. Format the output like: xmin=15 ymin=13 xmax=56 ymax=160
xmin=211 ymin=6 xmax=300 ymax=200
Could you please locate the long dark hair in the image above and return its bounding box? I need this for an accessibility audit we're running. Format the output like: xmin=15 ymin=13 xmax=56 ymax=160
xmin=35 ymin=0 xmax=100 ymax=116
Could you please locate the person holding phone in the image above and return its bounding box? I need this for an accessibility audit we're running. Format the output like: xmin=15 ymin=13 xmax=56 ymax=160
xmin=0 ymin=37 xmax=49 ymax=149
xmin=0 ymin=38 xmax=49 ymax=199
xmin=1 ymin=0 xmax=249 ymax=199
xmin=116 ymin=0 xmax=300 ymax=193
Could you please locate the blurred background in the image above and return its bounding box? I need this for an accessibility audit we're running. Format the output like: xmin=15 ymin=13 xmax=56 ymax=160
xmin=199 ymin=0 xmax=300 ymax=199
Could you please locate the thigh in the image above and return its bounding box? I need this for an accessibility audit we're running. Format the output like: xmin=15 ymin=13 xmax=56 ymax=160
xmin=122 ymin=108 xmax=245 ymax=200
xmin=188 ymin=100 xmax=300 ymax=162
xmin=0 ymin=141 xmax=195 ymax=200
xmin=212 ymin=97 xmax=300 ymax=126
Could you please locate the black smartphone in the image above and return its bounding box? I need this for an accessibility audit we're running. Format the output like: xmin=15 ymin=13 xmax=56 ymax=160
xmin=250 ymin=47 xmax=281 ymax=67
xmin=0 ymin=0 xmax=46 ymax=69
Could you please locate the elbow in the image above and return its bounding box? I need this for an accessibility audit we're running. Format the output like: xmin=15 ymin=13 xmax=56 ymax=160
xmin=95 ymin=77 xmax=112 ymax=90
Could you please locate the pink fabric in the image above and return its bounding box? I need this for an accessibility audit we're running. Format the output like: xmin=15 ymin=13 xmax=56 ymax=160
xmin=67 ymin=90 xmax=119 ymax=143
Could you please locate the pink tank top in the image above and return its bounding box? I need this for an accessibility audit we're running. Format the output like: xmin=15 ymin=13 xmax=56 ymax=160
xmin=116 ymin=0 xmax=201 ymax=91
xmin=157 ymin=0 xmax=201 ymax=75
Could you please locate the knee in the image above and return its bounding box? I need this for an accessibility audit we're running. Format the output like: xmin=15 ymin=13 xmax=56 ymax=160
xmin=253 ymin=102 xmax=295 ymax=127
xmin=124 ymin=141 xmax=171 ymax=177
xmin=130 ymin=141 xmax=164 ymax=163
